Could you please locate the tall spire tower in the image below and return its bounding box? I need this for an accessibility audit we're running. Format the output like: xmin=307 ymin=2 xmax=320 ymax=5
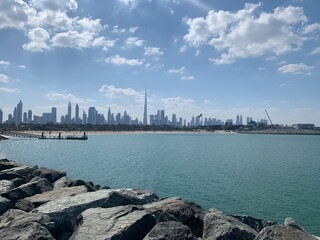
xmin=143 ymin=89 xmax=147 ymax=125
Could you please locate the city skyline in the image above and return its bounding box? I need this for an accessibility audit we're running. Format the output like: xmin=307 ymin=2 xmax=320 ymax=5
xmin=0 ymin=0 xmax=320 ymax=125
xmin=1 ymin=99 xmax=269 ymax=127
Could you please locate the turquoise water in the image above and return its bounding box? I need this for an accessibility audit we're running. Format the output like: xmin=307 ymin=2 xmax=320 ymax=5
xmin=0 ymin=133 xmax=319 ymax=235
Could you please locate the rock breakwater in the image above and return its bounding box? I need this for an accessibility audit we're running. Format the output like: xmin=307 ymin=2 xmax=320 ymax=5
xmin=0 ymin=159 xmax=318 ymax=240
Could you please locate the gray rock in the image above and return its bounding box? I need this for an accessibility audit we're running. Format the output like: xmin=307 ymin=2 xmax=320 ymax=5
xmin=32 ymin=167 xmax=66 ymax=183
xmin=0 ymin=222 xmax=55 ymax=240
xmin=102 ymin=189 xmax=158 ymax=208
xmin=0 ymin=180 xmax=14 ymax=194
xmin=33 ymin=189 xmax=115 ymax=230
xmin=254 ymin=224 xmax=318 ymax=240
xmin=284 ymin=217 xmax=304 ymax=231
xmin=144 ymin=221 xmax=197 ymax=240
xmin=144 ymin=197 xmax=204 ymax=237
xmin=0 ymin=208 xmax=55 ymax=231
xmin=0 ymin=196 xmax=13 ymax=215
xmin=203 ymin=209 xmax=257 ymax=240
xmin=232 ymin=215 xmax=277 ymax=232
xmin=0 ymin=159 xmax=21 ymax=171
xmin=53 ymin=176 xmax=72 ymax=189
xmin=26 ymin=186 xmax=88 ymax=207
xmin=15 ymin=199 xmax=35 ymax=212
xmin=71 ymin=205 xmax=155 ymax=240
xmin=0 ymin=165 xmax=37 ymax=182
xmin=2 ymin=177 xmax=53 ymax=203
xmin=10 ymin=177 xmax=26 ymax=188
xmin=68 ymin=179 xmax=98 ymax=191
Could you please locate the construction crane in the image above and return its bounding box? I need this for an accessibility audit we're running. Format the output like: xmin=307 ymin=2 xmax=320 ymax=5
xmin=264 ymin=109 xmax=274 ymax=128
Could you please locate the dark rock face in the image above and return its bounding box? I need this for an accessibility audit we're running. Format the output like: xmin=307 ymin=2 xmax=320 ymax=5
xmin=0 ymin=209 xmax=55 ymax=240
xmin=68 ymin=179 xmax=97 ymax=191
xmin=143 ymin=221 xmax=197 ymax=240
xmin=0 ymin=159 xmax=21 ymax=171
xmin=0 ymin=196 xmax=13 ymax=215
xmin=232 ymin=215 xmax=277 ymax=232
xmin=15 ymin=199 xmax=35 ymax=212
xmin=32 ymin=167 xmax=66 ymax=183
xmin=2 ymin=177 xmax=53 ymax=203
xmin=254 ymin=224 xmax=318 ymax=240
xmin=144 ymin=197 xmax=204 ymax=238
xmin=0 ymin=165 xmax=37 ymax=182
xmin=203 ymin=209 xmax=257 ymax=240
xmin=71 ymin=205 xmax=156 ymax=240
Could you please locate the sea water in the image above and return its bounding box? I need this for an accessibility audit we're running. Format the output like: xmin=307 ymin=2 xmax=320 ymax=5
xmin=0 ymin=133 xmax=319 ymax=235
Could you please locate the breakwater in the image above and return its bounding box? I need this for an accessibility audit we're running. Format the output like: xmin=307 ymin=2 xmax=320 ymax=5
xmin=0 ymin=159 xmax=318 ymax=240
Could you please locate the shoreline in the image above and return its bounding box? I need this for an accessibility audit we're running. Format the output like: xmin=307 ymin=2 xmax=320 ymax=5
xmin=0 ymin=159 xmax=319 ymax=239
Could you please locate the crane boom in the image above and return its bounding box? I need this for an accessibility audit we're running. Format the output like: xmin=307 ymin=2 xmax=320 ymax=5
xmin=265 ymin=109 xmax=274 ymax=127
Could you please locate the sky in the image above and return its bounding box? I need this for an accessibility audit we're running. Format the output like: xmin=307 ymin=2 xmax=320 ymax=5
xmin=0 ymin=0 xmax=319 ymax=125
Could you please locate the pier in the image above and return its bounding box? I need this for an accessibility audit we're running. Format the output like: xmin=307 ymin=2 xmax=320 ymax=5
xmin=0 ymin=131 xmax=88 ymax=140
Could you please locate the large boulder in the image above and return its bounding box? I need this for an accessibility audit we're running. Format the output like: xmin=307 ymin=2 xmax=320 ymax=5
xmin=15 ymin=199 xmax=35 ymax=212
xmin=0 ymin=180 xmax=14 ymax=194
xmin=203 ymin=209 xmax=257 ymax=240
xmin=53 ymin=176 xmax=72 ymax=189
xmin=68 ymin=179 xmax=98 ymax=191
xmin=0 ymin=209 xmax=55 ymax=240
xmin=0 ymin=159 xmax=21 ymax=171
xmin=144 ymin=197 xmax=204 ymax=237
xmin=0 ymin=165 xmax=37 ymax=182
xmin=33 ymin=189 xmax=115 ymax=230
xmin=32 ymin=167 xmax=66 ymax=183
xmin=254 ymin=224 xmax=318 ymax=240
xmin=0 ymin=196 xmax=13 ymax=215
xmin=232 ymin=215 xmax=277 ymax=232
xmin=143 ymin=221 xmax=197 ymax=240
xmin=2 ymin=177 xmax=53 ymax=203
xmin=102 ymin=189 xmax=158 ymax=208
xmin=25 ymin=186 xmax=88 ymax=207
xmin=70 ymin=205 xmax=155 ymax=240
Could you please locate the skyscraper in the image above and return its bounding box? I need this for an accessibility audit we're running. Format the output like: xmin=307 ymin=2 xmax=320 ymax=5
xmin=143 ymin=89 xmax=147 ymax=125
xmin=51 ymin=107 xmax=57 ymax=123
xmin=0 ymin=109 xmax=3 ymax=125
xmin=67 ymin=101 xmax=72 ymax=124
xmin=88 ymin=107 xmax=97 ymax=125
xmin=17 ymin=100 xmax=23 ymax=124
xmin=75 ymin=104 xmax=79 ymax=124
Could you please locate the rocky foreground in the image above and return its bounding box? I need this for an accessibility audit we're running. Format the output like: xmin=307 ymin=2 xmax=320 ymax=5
xmin=0 ymin=159 xmax=318 ymax=240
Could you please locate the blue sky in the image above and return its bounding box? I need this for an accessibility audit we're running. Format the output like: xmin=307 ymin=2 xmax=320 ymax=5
xmin=0 ymin=0 xmax=319 ymax=125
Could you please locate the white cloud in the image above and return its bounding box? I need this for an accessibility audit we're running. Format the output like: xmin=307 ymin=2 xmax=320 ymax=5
xmin=105 ymin=55 xmax=144 ymax=66
xmin=258 ymin=67 xmax=266 ymax=71
xmin=99 ymin=84 xmax=144 ymax=101
xmin=0 ymin=0 xmax=33 ymax=30
xmin=30 ymin=0 xmax=78 ymax=11
xmin=180 ymin=76 xmax=195 ymax=80
xmin=0 ymin=74 xmax=9 ymax=83
xmin=0 ymin=87 xmax=20 ymax=93
xmin=112 ymin=25 xmax=126 ymax=34
xmin=277 ymin=63 xmax=314 ymax=75
xmin=18 ymin=65 xmax=27 ymax=68
xmin=37 ymin=10 xmax=73 ymax=30
xmin=162 ymin=97 xmax=195 ymax=109
xmin=126 ymin=37 xmax=145 ymax=47
xmin=46 ymin=91 xmax=94 ymax=104
xmin=168 ymin=67 xmax=185 ymax=74
xmin=117 ymin=0 xmax=140 ymax=9
xmin=0 ymin=61 xmax=11 ymax=67
xmin=309 ymin=47 xmax=320 ymax=55
xmin=302 ymin=23 xmax=320 ymax=34
xmin=184 ymin=3 xmax=309 ymax=64
xmin=144 ymin=47 xmax=164 ymax=55
xmin=203 ymin=100 xmax=211 ymax=104
xmin=179 ymin=45 xmax=188 ymax=53
xmin=23 ymin=27 xmax=50 ymax=51
xmin=129 ymin=27 xmax=138 ymax=33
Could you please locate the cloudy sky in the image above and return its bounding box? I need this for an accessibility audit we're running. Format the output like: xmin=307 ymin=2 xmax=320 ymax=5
xmin=0 ymin=0 xmax=319 ymax=125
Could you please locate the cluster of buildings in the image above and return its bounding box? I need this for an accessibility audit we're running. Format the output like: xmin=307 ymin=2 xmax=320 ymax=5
xmin=0 ymin=92 xmax=268 ymax=127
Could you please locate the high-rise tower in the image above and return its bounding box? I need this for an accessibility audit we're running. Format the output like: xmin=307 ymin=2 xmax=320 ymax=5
xmin=143 ymin=89 xmax=147 ymax=125
xmin=67 ymin=101 xmax=72 ymax=124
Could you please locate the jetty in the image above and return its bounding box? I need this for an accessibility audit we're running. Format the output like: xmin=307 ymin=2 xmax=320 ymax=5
xmin=0 ymin=131 xmax=88 ymax=140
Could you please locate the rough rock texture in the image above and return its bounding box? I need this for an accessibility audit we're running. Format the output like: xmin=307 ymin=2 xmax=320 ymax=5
xmin=144 ymin=197 xmax=204 ymax=237
xmin=2 ymin=177 xmax=53 ymax=203
xmin=25 ymin=186 xmax=88 ymax=207
xmin=10 ymin=177 xmax=26 ymax=188
xmin=32 ymin=167 xmax=66 ymax=183
xmin=203 ymin=209 xmax=257 ymax=240
xmin=254 ymin=224 xmax=318 ymax=240
xmin=33 ymin=189 xmax=115 ymax=230
xmin=143 ymin=221 xmax=197 ymax=240
xmin=102 ymin=189 xmax=159 ymax=208
xmin=0 ymin=165 xmax=37 ymax=182
xmin=0 ymin=180 xmax=14 ymax=194
xmin=15 ymin=199 xmax=35 ymax=212
xmin=71 ymin=205 xmax=155 ymax=240
xmin=53 ymin=176 xmax=72 ymax=189
xmin=0 ymin=159 xmax=21 ymax=171
xmin=232 ymin=215 xmax=277 ymax=232
xmin=0 ymin=196 xmax=13 ymax=215
xmin=67 ymin=179 xmax=98 ymax=191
